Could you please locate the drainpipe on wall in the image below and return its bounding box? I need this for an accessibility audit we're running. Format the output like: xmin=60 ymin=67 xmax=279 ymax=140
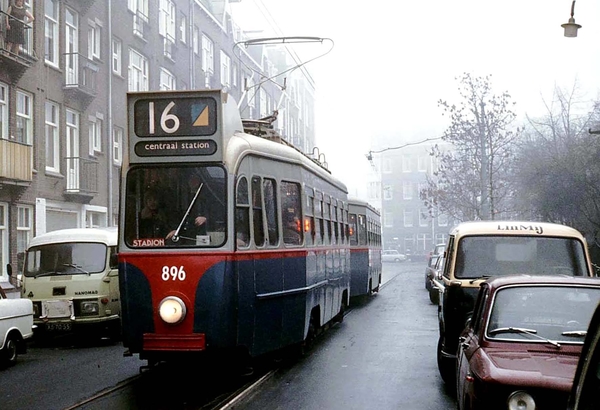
xmin=107 ymin=0 xmax=114 ymax=226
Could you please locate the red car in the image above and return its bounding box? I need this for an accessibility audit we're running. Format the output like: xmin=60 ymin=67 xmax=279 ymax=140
xmin=456 ymin=275 xmax=600 ymax=410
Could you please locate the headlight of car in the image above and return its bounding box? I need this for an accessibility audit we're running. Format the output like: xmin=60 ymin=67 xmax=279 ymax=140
xmin=507 ymin=390 xmax=535 ymax=410
xmin=79 ymin=300 xmax=100 ymax=316
xmin=159 ymin=296 xmax=186 ymax=324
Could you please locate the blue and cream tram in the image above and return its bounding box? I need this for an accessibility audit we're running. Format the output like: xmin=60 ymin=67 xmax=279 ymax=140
xmin=348 ymin=198 xmax=382 ymax=297
xmin=119 ymin=90 xmax=350 ymax=364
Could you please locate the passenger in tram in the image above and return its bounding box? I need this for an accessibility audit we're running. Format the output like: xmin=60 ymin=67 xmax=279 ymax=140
xmin=139 ymin=189 xmax=172 ymax=238
xmin=283 ymin=216 xmax=302 ymax=245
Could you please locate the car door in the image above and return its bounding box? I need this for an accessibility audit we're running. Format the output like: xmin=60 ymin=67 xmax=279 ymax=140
xmin=457 ymin=286 xmax=489 ymax=410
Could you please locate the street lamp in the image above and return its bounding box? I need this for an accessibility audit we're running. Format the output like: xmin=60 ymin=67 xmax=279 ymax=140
xmin=562 ymin=0 xmax=582 ymax=37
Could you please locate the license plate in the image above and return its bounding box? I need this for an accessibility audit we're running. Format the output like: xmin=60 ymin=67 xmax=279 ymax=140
xmin=45 ymin=322 xmax=72 ymax=332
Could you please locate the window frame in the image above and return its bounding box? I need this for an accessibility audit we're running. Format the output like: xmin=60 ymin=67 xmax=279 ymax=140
xmin=45 ymin=101 xmax=60 ymax=173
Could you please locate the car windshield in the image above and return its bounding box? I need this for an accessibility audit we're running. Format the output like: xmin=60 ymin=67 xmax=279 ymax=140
xmin=454 ymin=236 xmax=589 ymax=279
xmin=486 ymin=286 xmax=600 ymax=344
xmin=124 ymin=165 xmax=227 ymax=248
xmin=24 ymin=242 xmax=108 ymax=277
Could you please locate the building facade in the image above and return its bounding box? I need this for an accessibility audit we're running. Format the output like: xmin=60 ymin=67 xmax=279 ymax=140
xmin=368 ymin=142 xmax=452 ymax=259
xmin=0 ymin=0 xmax=316 ymax=289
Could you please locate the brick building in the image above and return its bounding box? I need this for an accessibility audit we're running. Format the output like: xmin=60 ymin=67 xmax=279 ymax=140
xmin=0 ymin=0 xmax=316 ymax=291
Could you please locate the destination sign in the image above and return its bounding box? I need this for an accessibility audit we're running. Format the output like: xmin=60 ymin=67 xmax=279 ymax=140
xmin=135 ymin=139 xmax=217 ymax=157
xmin=134 ymin=96 xmax=218 ymax=137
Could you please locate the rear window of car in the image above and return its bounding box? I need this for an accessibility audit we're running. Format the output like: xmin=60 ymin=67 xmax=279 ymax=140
xmin=454 ymin=235 xmax=589 ymax=279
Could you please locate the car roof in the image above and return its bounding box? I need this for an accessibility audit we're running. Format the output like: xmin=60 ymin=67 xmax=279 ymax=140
xmin=449 ymin=220 xmax=584 ymax=238
xmin=27 ymin=227 xmax=118 ymax=248
xmin=484 ymin=275 xmax=600 ymax=291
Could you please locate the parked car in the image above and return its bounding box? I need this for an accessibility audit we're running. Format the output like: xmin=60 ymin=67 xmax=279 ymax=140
xmin=381 ymin=250 xmax=407 ymax=263
xmin=434 ymin=220 xmax=594 ymax=384
xmin=424 ymin=243 xmax=446 ymax=290
xmin=456 ymin=275 xmax=600 ymax=410
xmin=0 ymin=283 xmax=34 ymax=367
xmin=425 ymin=254 xmax=445 ymax=305
xmin=567 ymin=300 xmax=600 ymax=410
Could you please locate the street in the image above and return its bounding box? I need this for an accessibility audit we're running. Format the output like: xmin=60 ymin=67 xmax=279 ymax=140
xmin=1 ymin=261 xmax=455 ymax=410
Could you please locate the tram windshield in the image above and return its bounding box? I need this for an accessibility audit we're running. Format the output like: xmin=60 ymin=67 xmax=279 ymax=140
xmin=124 ymin=165 xmax=227 ymax=248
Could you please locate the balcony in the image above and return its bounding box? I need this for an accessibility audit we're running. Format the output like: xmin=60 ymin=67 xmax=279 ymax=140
xmin=0 ymin=11 xmax=37 ymax=83
xmin=64 ymin=157 xmax=98 ymax=203
xmin=0 ymin=138 xmax=32 ymax=182
xmin=63 ymin=53 xmax=98 ymax=107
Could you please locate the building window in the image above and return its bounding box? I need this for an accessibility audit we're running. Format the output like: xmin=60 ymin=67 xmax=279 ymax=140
xmin=159 ymin=67 xmax=176 ymax=91
xmin=129 ymin=0 xmax=149 ymax=38
xmin=0 ymin=83 xmax=7 ymax=139
xmin=89 ymin=114 xmax=103 ymax=154
xmin=87 ymin=19 xmax=102 ymax=60
xmin=128 ymin=48 xmax=148 ymax=91
xmin=16 ymin=90 xmax=33 ymax=144
xmin=112 ymin=38 xmax=122 ymax=75
xmin=113 ymin=126 xmax=123 ymax=165
xmin=159 ymin=0 xmax=176 ymax=58
xmin=45 ymin=101 xmax=60 ymax=173
xmin=383 ymin=157 xmax=392 ymax=173
xmin=403 ymin=182 xmax=413 ymax=200
xmin=220 ymin=51 xmax=231 ymax=87
xmin=45 ymin=0 xmax=59 ymax=66
xmin=384 ymin=211 xmax=393 ymax=228
xmin=418 ymin=155 xmax=428 ymax=172
xmin=179 ymin=14 xmax=187 ymax=43
xmin=402 ymin=155 xmax=412 ymax=172
xmin=202 ymin=34 xmax=214 ymax=73
xmin=383 ymin=184 xmax=393 ymax=200
xmin=403 ymin=210 xmax=413 ymax=227
xmin=17 ymin=205 xmax=32 ymax=259
xmin=232 ymin=63 xmax=238 ymax=87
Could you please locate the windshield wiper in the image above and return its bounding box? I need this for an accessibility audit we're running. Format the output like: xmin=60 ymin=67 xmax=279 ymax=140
xmin=171 ymin=182 xmax=203 ymax=243
xmin=489 ymin=326 xmax=561 ymax=348
xmin=561 ymin=330 xmax=587 ymax=337
xmin=62 ymin=263 xmax=90 ymax=275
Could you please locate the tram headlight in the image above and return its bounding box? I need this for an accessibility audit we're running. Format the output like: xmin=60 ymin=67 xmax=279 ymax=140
xmin=507 ymin=391 xmax=535 ymax=410
xmin=158 ymin=296 xmax=186 ymax=324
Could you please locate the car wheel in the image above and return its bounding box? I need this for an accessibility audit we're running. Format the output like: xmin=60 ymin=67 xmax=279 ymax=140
xmin=429 ymin=287 xmax=439 ymax=305
xmin=394 ymin=258 xmax=400 ymax=262
xmin=437 ymin=336 xmax=455 ymax=384
xmin=1 ymin=333 xmax=19 ymax=367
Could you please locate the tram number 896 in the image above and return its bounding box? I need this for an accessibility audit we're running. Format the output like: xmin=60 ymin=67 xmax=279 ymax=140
xmin=162 ymin=266 xmax=187 ymax=281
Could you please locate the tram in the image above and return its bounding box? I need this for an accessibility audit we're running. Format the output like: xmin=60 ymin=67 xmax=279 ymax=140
xmin=348 ymin=198 xmax=382 ymax=297
xmin=118 ymin=90 xmax=351 ymax=365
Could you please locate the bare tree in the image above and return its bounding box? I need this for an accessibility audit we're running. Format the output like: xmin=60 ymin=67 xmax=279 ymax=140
xmin=516 ymin=82 xmax=600 ymax=236
xmin=421 ymin=73 xmax=521 ymax=222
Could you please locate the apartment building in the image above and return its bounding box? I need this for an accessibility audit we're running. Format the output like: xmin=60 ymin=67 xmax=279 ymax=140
xmin=371 ymin=143 xmax=452 ymax=258
xmin=0 ymin=0 xmax=316 ymax=289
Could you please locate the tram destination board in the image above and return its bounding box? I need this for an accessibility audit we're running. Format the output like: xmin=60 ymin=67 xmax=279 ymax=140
xmin=133 ymin=95 xmax=218 ymax=137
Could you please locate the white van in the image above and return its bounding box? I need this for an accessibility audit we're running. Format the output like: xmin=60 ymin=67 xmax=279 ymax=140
xmin=20 ymin=227 xmax=120 ymax=340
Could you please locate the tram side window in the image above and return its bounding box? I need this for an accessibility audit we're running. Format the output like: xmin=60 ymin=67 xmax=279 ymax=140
xmin=358 ymin=214 xmax=367 ymax=246
xmin=263 ymin=178 xmax=279 ymax=246
xmin=305 ymin=190 xmax=314 ymax=246
xmin=281 ymin=181 xmax=303 ymax=246
xmin=252 ymin=176 xmax=265 ymax=247
xmin=236 ymin=177 xmax=250 ymax=247
xmin=349 ymin=213 xmax=358 ymax=246
xmin=314 ymin=197 xmax=322 ymax=246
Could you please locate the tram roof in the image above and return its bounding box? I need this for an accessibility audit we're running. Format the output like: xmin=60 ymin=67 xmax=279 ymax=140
xmin=448 ymin=220 xmax=585 ymax=239
xmin=28 ymin=227 xmax=118 ymax=248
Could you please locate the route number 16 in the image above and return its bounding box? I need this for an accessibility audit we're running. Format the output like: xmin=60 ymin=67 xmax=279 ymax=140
xmin=148 ymin=101 xmax=180 ymax=134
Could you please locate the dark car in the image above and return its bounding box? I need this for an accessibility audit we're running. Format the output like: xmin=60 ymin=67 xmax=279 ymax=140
xmin=457 ymin=275 xmax=600 ymax=410
xmin=567 ymin=300 xmax=600 ymax=410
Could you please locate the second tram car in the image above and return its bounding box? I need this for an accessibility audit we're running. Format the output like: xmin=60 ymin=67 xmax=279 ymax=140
xmin=119 ymin=90 xmax=351 ymax=364
xmin=348 ymin=198 xmax=382 ymax=297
